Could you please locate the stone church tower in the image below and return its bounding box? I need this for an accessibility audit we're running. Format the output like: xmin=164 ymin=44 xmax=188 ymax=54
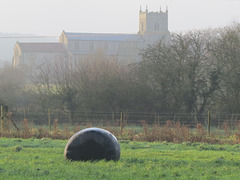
xmin=139 ymin=6 xmax=170 ymax=44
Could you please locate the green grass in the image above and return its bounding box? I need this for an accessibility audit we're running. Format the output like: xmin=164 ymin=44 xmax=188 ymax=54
xmin=1 ymin=138 xmax=240 ymax=179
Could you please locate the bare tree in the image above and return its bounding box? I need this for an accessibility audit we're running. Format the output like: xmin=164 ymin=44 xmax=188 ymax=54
xmin=138 ymin=30 xmax=220 ymax=119
xmin=30 ymin=56 xmax=78 ymax=123
xmin=74 ymin=51 xmax=132 ymax=112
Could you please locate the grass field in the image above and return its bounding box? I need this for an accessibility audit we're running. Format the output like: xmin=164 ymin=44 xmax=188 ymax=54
xmin=1 ymin=138 xmax=240 ymax=179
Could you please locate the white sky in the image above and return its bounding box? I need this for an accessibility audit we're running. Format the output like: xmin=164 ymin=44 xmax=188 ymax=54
xmin=1 ymin=0 xmax=240 ymax=35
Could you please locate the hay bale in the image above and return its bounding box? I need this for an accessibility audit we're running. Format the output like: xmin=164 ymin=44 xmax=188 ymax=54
xmin=64 ymin=127 xmax=120 ymax=161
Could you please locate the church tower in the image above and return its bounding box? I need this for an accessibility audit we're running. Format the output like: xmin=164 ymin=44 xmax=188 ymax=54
xmin=139 ymin=6 xmax=170 ymax=43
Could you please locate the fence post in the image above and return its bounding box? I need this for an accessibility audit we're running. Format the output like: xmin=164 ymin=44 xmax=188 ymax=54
xmin=208 ymin=110 xmax=211 ymax=135
xmin=48 ymin=109 xmax=51 ymax=131
xmin=195 ymin=111 xmax=198 ymax=126
xmin=112 ymin=111 xmax=115 ymax=125
xmin=120 ymin=112 xmax=123 ymax=135
xmin=154 ymin=113 xmax=157 ymax=124
xmin=1 ymin=105 xmax=3 ymax=133
xmin=218 ymin=113 xmax=220 ymax=129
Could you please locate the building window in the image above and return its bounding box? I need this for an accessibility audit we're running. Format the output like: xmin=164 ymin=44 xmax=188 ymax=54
xmin=75 ymin=42 xmax=79 ymax=50
xmin=89 ymin=42 xmax=94 ymax=51
xmin=104 ymin=43 xmax=108 ymax=52
xmin=154 ymin=23 xmax=159 ymax=31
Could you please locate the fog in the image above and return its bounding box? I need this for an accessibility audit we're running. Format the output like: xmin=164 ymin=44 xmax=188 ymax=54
xmin=1 ymin=0 xmax=240 ymax=64
xmin=1 ymin=0 xmax=240 ymax=35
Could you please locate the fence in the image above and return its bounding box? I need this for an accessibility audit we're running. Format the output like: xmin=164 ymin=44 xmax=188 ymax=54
xmin=5 ymin=108 xmax=240 ymax=131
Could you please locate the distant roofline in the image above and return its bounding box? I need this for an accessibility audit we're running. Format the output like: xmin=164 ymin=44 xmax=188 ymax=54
xmin=17 ymin=42 xmax=67 ymax=53
xmin=64 ymin=32 xmax=139 ymax=35
xmin=63 ymin=32 xmax=144 ymax=42
xmin=18 ymin=42 xmax=62 ymax=44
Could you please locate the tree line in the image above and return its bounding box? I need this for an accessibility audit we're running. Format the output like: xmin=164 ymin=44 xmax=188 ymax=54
xmin=1 ymin=24 xmax=240 ymax=121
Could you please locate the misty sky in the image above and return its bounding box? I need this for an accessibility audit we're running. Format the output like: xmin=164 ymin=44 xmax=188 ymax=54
xmin=1 ymin=0 xmax=240 ymax=35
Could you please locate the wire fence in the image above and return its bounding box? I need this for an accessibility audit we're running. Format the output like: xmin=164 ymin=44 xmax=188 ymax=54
xmin=8 ymin=109 xmax=240 ymax=130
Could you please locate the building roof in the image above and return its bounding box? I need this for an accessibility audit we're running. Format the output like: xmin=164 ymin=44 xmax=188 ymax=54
xmin=18 ymin=42 xmax=67 ymax=53
xmin=64 ymin=32 xmax=144 ymax=42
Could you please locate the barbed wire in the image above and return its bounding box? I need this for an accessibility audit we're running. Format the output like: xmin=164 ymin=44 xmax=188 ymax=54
xmin=9 ymin=110 xmax=240 ymax=128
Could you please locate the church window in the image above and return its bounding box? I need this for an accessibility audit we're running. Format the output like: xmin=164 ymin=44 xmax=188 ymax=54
xmin=89 ymin=42 xmax=94 ymax=51
xmin=104 ymin=43 xmax=108 ymax=51
xmin=141 ymin=22 xmax=144 ymax=32
xmin=74 ymin=42 xmax=79 ymax=50
xmin=154 ymin=23 xmax=159 ymax=31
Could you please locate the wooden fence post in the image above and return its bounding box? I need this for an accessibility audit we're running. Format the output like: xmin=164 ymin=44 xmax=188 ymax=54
xmin=208 ymin=110 xmax=211 ymax=135
xmin=0 ymin=105 xmax=8 ymax=133
xmin=1 ymin=105 xmax=3 ymax=133
xmin=218 ymin=113 xmax=220 ymax=129
xmin=120 ymin=112 xmax=123 ymax=135
xmin=195 ymin=111 xmax=198 ymax=126
xmin=48 ymin=109 xmax=51 ymax=131
xmin=112 ymin=111 xmax=115 ymax=125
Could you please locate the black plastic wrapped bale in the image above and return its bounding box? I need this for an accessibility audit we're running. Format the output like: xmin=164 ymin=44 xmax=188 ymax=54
xmin=64 ymin=127 xmax=120 ymax=161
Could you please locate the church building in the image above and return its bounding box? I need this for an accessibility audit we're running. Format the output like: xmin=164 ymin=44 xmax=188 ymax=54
xmin=13 ymin=7 xmax=170 ymax=69
xmin=13 ymin=42 xmax=68 ymax=71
